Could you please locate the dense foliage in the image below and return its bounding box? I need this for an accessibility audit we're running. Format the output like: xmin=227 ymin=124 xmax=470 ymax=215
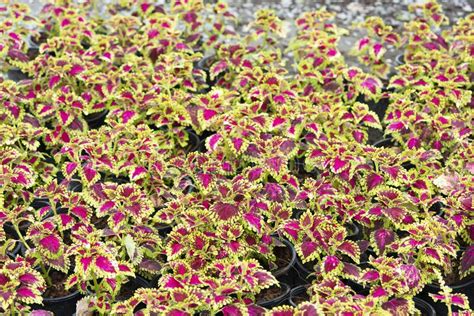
xmin=0 ymin=0 xmax=472 ymax=315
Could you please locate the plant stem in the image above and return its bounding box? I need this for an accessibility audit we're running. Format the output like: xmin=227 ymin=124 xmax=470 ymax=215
xmin=14 ymin=224 xmax=30 ymax=251
xmin=40 ymin=263 xmax=52 ymax=287
xmin=92 ymin=273 xmax=100 ymax=294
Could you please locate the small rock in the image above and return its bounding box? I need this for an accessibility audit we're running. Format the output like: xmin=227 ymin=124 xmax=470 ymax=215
xmin=281 ymin=0 xmax=292 ymax=8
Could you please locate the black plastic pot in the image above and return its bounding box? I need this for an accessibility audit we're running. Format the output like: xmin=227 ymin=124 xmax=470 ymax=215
xmin=117 ymin=276 xmax=151 ymax=301
xmin=395 ymin=54 xmax=404 ymax=66
xmin=185 ymin=129 xmax=201 ymax=153
xmin=346 ymin=222 xmax=362 ymax=241
xmin=289 ymin=285 xmax=310 ymax=307
xmin=7 ymin=68 xmax=31 ymax=82
xmin=292 ymin=160 xmax=319 ymax=179
xmin=3 ymin=199 xmax=51 ymax=238
xmin=67 ymin=179 xmax=83 ymax=192
xmin=372 ymin=137 xmax=395 ymax=148
xmin=257 ymin=282 xmax=290 ymax=308
xmin=6 ymin=240 xmax=24 ymax=259
xmin=195 ymin=55 xmax=226 ymax=86
xmin=418 ymin=277 xmax=474 ymax=315
xmin=272 ymin=239 xmax=297 ymax=277
xmin=294 ymin=258 xmax=314 ymax=281
xmin=34 ymin=290 xmax=83 ymax=316
xmin=30 ymin=32 xmax=48 ymax=46
xmin=156 ymin=223 xmax=172 ymax=237
xmin=413 ymin=297 xmax=436 ymax=316
xmin=272 ymin=239 xmax=299 ymax=286
xmin=84 ymin=110 xmax=108 ymax=129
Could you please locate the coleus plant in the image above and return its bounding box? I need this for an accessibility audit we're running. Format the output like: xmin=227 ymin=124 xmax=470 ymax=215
xmin=114 ymin=258 xmax=276 ymax=314
xmin=429 ymin=269 xmax=472 ymax=314
xmin=401 ymin=0 xmax=449 ymax=65
xmin=245 ymin=9 xmax=286 ymax=50
xmin=0 ymin=256 xmax=46 ymax=314
xmin=306 ymin=277 xmax=418 ymax=314
xmin=282 ymin=211 xmax=360 ymax=271
xmin=64 ymin=223 xmax=135 ymax=314
xmin=0 ymin=3 xmax=39 ymax=72
xmin=351 ymin=16 xmax=402 ymax=78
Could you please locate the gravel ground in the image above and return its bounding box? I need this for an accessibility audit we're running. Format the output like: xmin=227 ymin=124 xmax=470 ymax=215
xmin=15 ymin=0 xmax=474 ymax=65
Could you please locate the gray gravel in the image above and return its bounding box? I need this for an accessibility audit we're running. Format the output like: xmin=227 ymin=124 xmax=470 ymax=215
xmin=15 ymin=0 xmax=473 ymax=68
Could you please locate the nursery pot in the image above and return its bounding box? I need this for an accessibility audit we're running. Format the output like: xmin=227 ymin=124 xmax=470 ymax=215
xmin=116 ymin=276 xmax=151 ymax=302
xmin=372 ymin=137 xmax=395 ymax=148
xmin=395 ymin=54 xmax=404 ymax=66
xmin=32 ymin=269 xmax=83 ymax=316
xmin=7 ymin=68 xmax=31 ymax=82
xmin=289 ymin=285 xmax=310 ymax=307
xmin=272 ymin=239 xmax=297 ymax=278
xmin=256 ymin=282 xmax=291 ymax=308
xmin=271 ymin=239 xmax=299 ymax=287
xmin=185 ymin=129 xmax=201 ymax=153
xmin=6 ymin=240 xmax=24 ymax=259
xmin=418 ymin=277 xmax=474 ymax=315
xmin=294 ymin=258 xmax=314 ymax=281
xmin=67 ymin=179 xmax=83 ymax=192
xmin=413 ymin=297 xmax=436 ymax=316
xmin=3 ymin=199 xmax=51 ymax=238
xmin=346 ymin=222 xmax=362 ymax=241
xmin=84 ymin=110 xmax=108 ymax=129
xmin=35 ymin=290 xmax=83 ymax=316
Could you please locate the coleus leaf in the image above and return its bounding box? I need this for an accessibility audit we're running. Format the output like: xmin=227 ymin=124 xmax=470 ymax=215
xmin=206 ymin=134 xmax=222 ymax=151
xmin=322 ymin=255 xmax=342 ymax=275
xmin=62 ymin=162 xmax=78 ymax=179
xmin=331 ymin=157 xmax=348 ymax=174
xmin=210 ymin=60 xmax=228 ymax=80
xmin=337 ymin=240 xmax=360 ymax=263
xmin=430 ymin=293 xmax=470 ymax=310
xmin=57 ymin=110 xmax=73 ymax=126
xmin=70 ymin=205 xmax=89 ymax=221
xmin=81 ymin=164 xmax=99 ymax=186
xmin=213 ymin=202 xmax=239 ymax=221
xmin=69 ymin=64 xmax=84 ymax=76
xmin=95 ymin=256 xmax=116 ymax=274
xmin=367 ymin=173 xmax=384 ymax=191
xmin=39 ymin=234 xmax=61 ymax=254
xmin=244 ymin=212 xmax=262 ymax=233
xmin=382 ymin=298 xmax=409 ymax=315
xmin=373 ymin=228 xmax=395 ymax=255
xmin=460 ymin=245 xmax=474 ymax=278
xmin=130 ymin=166 xmax=147 ymax=181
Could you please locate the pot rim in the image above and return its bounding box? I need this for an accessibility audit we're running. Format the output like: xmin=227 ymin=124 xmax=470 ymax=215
xmin=257 ymin=282 xmax=291 ymax=307
xmin=272 ymin=238 xmax=297 ymax=278
xmin=289 ymin=284 xmax=310 ymax=307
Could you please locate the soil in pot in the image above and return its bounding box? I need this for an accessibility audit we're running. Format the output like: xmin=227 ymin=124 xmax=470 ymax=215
xmin=271 ymin=239 xmax=296 ymax=277
xmin=256 ymin=283 xmax=290 ymax=308
xmin=269 ymin=239 xmax=298 ymax=286
xmin=116 ymin=276 xmax=151 ymax=301
xmin=289 ymin=285 xmax=310 ymax=307
xmin=32 ymin=270 xmax=83 ymax=316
